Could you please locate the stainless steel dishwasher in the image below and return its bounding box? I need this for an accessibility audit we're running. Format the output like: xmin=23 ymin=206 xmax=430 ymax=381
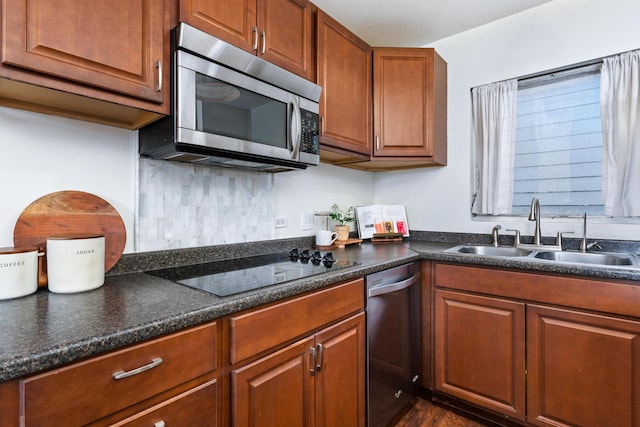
xmin=366 ymin=261 xmax=421 ymax=427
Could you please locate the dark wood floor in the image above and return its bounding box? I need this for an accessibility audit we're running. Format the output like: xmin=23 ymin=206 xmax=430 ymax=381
xmin=394 ymin=398 xmax=493 ymax=427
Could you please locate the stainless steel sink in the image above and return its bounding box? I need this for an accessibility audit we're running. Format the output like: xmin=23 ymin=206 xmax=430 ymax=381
xmin=533 ymin=251 xmax=639 ymax=266
xmin=446 ymin=245 xmax=533 ymax=257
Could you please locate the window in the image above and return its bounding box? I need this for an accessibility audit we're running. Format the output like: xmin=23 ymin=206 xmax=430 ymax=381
xmin=512 ymin=66 xmax=604 ymax=216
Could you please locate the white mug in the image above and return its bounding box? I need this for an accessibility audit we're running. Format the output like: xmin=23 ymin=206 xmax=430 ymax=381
xmin=316 ymin=230 xmax=339 ymax=246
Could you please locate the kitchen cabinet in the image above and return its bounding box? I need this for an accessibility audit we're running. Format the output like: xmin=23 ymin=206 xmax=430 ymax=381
xmin=434 ymin=263 xmax=640 ymax=426
xmin=527 ymin=304 xmax=640 ymax=427
xmin=0 ymin=0 xmax=170 ymax=129
xmin=434 ymin=289 xmax=526 ymax=421
xmin=227 ymin=278 xmax=366 ymax=426
xmin=316 ymin=9 xmax=372 ymax=161
xmin=233 ymin=313 xmax=365 ymax=426
xmin=371 ymin=48 xmax=447 ymax=168
xmin=315 ymin=12 xmax=447 ymax=171
xmin=179 ymin=0 xmax=315 ymax=80
xmin=1 ymin=321 xmax=220 ymax=426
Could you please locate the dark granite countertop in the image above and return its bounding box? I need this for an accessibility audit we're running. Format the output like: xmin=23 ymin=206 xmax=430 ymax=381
xmin=0 ymin=242 xmax=419 ymax=382
xmin=3 ymin=234 xmax=640 ymax=383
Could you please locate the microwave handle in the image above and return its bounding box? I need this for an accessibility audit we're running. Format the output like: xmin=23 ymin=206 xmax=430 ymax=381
xmin=290 ymin=98 xmax=302 ymax=159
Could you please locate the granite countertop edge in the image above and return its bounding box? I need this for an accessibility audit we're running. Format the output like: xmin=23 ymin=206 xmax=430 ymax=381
xmin=3 ymin=234 xmax=640 ymax=382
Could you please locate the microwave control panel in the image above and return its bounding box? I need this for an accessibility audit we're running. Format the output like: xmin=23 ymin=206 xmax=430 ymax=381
xmin=300 ymin=110 xmax=320 ymax=155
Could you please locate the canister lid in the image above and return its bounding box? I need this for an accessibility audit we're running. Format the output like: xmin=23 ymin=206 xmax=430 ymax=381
xmin=46 ymin=234 xmax=105 ymax=240
xmin=0 ymin=246 xmax=39 ymax=254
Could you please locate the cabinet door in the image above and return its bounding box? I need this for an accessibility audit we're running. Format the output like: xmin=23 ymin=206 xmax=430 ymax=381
xmin=527 ymin=305 xmax=640 ymax=427
xmin=258 ymin=0 xmax=314 ymax=80
xmin=2 ymin=0 xmax=164 ymax=103
xmin=316 ymin=10 xmax=372 ymax=157
xmin=434 ymin=290 xmax=526 ymax=421
xmin=179 ymin=0 xmax=257 ymax=53
xmin=373 ymin=48 xmax=447 ymax=161
xmin=231 ymin=336 xmax=314 ymax=427
xmin=314 ymin=312 xmax=366 ymax=427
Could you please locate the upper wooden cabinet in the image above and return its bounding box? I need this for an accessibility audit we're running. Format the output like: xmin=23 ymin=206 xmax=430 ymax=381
xmin=372 ymin=48 xmax=447 ymax=166
xmin=316 ymin=9 xmax=372 ymax=161
xmin=179 ymin=0 xmax=315 ymax=80
xmin=315 ymin=13 xmax=447 ymax=171
xmin=0 ymin=0 xmax=170 ymax=129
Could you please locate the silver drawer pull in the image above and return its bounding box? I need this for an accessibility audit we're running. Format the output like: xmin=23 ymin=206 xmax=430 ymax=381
xmin=154 ymin=421 xmax=166 ymax=427
xmin=112 ymin=357 xmax=163 ymax=380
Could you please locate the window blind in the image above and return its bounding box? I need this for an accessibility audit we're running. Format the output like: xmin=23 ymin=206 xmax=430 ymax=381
xmin=512 ymin=69 xmax=604 ymax=216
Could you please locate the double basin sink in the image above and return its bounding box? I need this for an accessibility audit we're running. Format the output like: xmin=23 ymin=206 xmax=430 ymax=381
xmin=446 ymin=245 xmax=639 ymax=268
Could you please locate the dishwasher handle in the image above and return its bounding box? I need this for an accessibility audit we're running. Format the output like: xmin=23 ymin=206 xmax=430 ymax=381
xmin=368 ymin=273 xmax=419 ymax=298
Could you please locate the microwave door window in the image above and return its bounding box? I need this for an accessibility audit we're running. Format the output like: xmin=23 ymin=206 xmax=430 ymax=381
xmin=195 ymin=73 xmax=288 ymax=149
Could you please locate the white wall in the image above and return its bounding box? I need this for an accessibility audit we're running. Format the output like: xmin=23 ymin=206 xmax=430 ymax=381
xmin=273 ymin=163 xmax=375 ymax=238
xmin=0 ymin=107 xmax=137 ymax=252
xmin=374 ymin=0 xmax=640 ymax=240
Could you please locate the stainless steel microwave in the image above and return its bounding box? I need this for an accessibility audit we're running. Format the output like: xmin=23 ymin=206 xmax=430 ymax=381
xmin=139 ymin=23 xmax=322 ymax=172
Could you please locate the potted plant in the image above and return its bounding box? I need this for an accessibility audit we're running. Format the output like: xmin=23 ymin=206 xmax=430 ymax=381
xmin=328 ymin=204 xmax=355 ymax=241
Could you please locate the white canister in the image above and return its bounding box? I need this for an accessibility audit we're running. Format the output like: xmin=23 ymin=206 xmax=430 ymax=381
xmin=46 ymin=234 xmax=105 ymax=294
xmin=0 ymin=247 xmax=39 ymax=300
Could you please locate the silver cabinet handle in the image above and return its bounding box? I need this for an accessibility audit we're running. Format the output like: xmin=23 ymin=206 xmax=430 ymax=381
xmin=154 ymin=422 xmax=166 ymax=427
xmin=316 ymin=343 xmax=323 ymax=373
xmin=260 ymin=30 xmax=266 ymax=54
xmin=376 ymin=135 xmax=380 ymax=151
xmin=156 ymin=60 xmax=162 ymax=92
xmin=252 ymin=26 xmax=259 ymax=51
xmin=309 ymin=346 xmax=317 ymax=376
xmin=112 ymin=357 xmax=163 ymax=380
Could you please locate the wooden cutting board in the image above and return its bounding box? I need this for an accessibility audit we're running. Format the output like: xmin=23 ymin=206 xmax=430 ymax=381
xmin=14 ymin=190 xmax=126 ymax=286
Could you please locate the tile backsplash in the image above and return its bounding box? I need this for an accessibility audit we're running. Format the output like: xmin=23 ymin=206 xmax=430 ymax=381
xmin=136 ymin=159 xmax=274 ymax=252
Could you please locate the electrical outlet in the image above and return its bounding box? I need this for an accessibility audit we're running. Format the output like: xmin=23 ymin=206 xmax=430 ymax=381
xmin=301 ymin=212 xmax=314 ymax=230
xmin=274 ymin=216 xmax=287 ymax=228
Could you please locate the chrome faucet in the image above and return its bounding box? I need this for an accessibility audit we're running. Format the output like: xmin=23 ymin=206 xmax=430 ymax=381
xmin=579 ymin=212 xmax=601 ymax=252
xmin=491 ymin=224 xmax=501 ymax=247
xmin=528 ymin=198 xmax=542 ymax=245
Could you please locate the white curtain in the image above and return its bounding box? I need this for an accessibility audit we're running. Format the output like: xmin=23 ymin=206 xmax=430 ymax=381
xmin=471 ymin=79 xmax=518 ymax=215
xmin=601 ymin=49 xmax=640 ymax=217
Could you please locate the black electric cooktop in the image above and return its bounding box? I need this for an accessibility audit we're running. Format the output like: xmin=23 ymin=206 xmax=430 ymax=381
xmin=147 ymin=249 xmax=358 ymax=297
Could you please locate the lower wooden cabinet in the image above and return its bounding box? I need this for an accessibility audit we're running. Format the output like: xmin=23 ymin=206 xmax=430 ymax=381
xmin=434 ymin=289 xmax=526 ymax=421
xmin=527 ymin=305 xmax=640 ymax=427
xmin=232 ymin=313 xmax=365 ymax=427
xmin=434 ymin=263 xmax=640 ymax=426
xmin=109 ymin=379 xmax=218 ymax=427
xmin=1 ymin=321 xmax=220 ymax=427
xmin=228 ymin=278 xmax=366 ymax=427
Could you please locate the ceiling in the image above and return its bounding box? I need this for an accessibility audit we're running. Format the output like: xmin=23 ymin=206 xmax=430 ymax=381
xmin=311 ymin=0 xmax=555 ymax=47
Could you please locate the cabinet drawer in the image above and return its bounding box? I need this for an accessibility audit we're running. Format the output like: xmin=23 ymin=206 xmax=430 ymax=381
xmin=229 ymin=279 xmax=364 ymax=363
xmin=22 ymin=321 xmax=217 ymax=426
xmin=111 ymin=379 xmax=218 ymax=427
